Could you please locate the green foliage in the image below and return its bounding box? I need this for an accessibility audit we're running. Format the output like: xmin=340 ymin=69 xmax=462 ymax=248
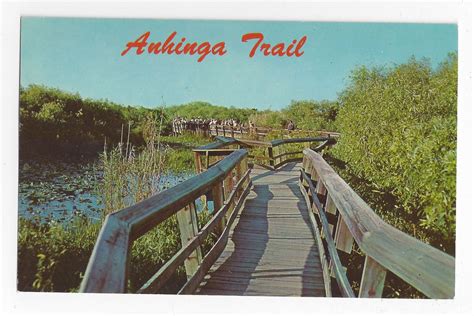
xmin=17 ymin=210 xmax=215 ymax=293
xmin=19 ymin=85 xmax=260 ymax=158
xmin=247 ymin=101 xmax=339 ymax=131
xmin=100 ymin=114 xmax=167 ymax=214
xmin=18 ymin=115 xmax=216 ymax=292
xmin=18 ymin=218 xmax=100 ymax=292
xmin=160 ymin=133 xmax=212 ymax=172
xmin=249 ymin=110 xmax=286 ymax=128
xmin=166 ymin=101 xmax=258 ymax=123
xmin=282 ymin=100 xmax=340 ymax=131
xmin=332 ymin=53 xmax=457 ymax=251
xmin=20 ymin=84 xmax=151 ymax=157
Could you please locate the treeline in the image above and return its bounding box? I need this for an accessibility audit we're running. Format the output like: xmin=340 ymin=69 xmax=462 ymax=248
xmin=165 ymin=101 xmax=258 ymax=123
xmin=18 ymin=88 xmax=257 ymax=158
xmin=19 ymin=85 xmax=156 ymax=158
xmin=250 ymin=100 xmax=339 ymax=131
xmin=19 ymin=85 xmax=337 ymax=158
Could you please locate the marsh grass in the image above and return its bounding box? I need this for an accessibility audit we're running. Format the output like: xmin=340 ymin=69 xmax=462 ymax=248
xmin=18 ymin=111 xmax=217 ymax=293
xmin=100 ymin=114 xmax=168 ymax=214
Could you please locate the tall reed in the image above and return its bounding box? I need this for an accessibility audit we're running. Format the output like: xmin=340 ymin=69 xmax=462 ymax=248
xmin=99 ymin=112 xmax=168 ymax=215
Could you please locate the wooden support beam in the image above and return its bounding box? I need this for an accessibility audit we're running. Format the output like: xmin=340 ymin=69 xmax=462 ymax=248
xmin=325 ymin=195 xmax=336 ymax=235
xmin=359 ymin=256 xmax=387 ymax=298
xmin=211 ymin=182 xmax=225 ymax=233
xmin=193 ymin=152 xmax=202 ymax=174
xmin=176 ymin=202 xmax=203 ymax=280
xmin=223 ymin=172 xmax=235 ymax=220
xmin=268 ymin=146 xmax=274 ymax=169
xmin=274 ymin=145 xmax=280 ymax=166
xmin=334 ymin=212 xmax=354 ymax=254
xmin=235 ymin=159 xmax=243 ymax=197
xmin=205 ymin=151 xmax=210 ymax=169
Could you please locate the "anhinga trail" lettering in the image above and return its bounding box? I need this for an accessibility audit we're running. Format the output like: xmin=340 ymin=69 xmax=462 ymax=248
xmin=121 ymin=31 xmax=307 ymax=62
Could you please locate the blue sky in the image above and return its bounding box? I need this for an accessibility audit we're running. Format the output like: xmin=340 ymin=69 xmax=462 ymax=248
xmin=20 ymin=18 xmax=457 ymax=110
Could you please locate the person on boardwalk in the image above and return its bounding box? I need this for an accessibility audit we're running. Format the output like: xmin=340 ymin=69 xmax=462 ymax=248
xmin=287 ymin=120 xmax=295 ymax=131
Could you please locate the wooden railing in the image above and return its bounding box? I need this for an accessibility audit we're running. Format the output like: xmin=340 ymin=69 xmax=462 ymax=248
xmin=193 ymin=135 xmax=337 ymax=172
xmin=80 ymin=133 xmax=454 ymax=298
xmin=80 ymin=149 xmax=251 ymax=293
xmin=299 ymin=149 xmax=455 ymax=298
xmin=209 ymin=124 xmax=340 ymax=140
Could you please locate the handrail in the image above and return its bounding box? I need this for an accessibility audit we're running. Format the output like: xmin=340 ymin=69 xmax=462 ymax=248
xmin=300 ymin=149 xmax=455 ymax=298
xmin=81 ymin=132 xmax=454 ymax=297
xmin=80 ymin=149 xmax=250 ymax=293
xmin=193 ymin=135 xmax=337 ymax=172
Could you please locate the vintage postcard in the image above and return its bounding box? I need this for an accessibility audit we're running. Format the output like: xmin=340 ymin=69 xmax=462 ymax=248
xmin=2 ymin=1 xmax=472 ymax=315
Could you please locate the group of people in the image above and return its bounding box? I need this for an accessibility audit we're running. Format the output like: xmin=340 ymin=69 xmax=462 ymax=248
xmin=171 ymin=117 xmax=249 ymax=136
xmin=171 ymin=116 xmax=297 ymax=136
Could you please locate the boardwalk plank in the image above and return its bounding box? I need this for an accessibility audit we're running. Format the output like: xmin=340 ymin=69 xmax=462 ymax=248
xmin=197 ymin=163 xmax=325 ymax=297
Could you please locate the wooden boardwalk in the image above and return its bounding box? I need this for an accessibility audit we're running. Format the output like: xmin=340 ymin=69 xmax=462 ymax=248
xmin=197 ymin=162 xmax=325 ymax=296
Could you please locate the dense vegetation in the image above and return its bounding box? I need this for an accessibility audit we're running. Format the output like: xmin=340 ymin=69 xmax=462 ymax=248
xmin=166 ymin=101 xmax=258 ymax=123
xmin=18 ymin=119 xmax=215 ymax=292
xmin=249 ymin=100 xmax=339 ymax=131
xmin=19 ymin=85 xmax=156 ymax=158
xmin=19 ymin=86 xmax=260 ymax=158
xmin=18 ymin=53 xmax=457 ymax=295
xmin=332 ymin=54 xmax=457 ymax=253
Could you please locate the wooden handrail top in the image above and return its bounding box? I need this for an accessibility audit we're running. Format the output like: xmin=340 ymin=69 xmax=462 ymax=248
xmin=118 ymin=149 xmax=247 ymax=238
xmin=197 ymin=136 xmax=238 ymax=149
xmin=237 ymin=139 xmax=273 ymax=147
xmin=303 ymin=149 xmax=455 ymax=298
xmin=192 ymin=148 xmax=239 ymax=153
xmin=80 ymin=149 xmax=248 ymax=293
xmin=271 ymin=136 xmax=335 ymax=147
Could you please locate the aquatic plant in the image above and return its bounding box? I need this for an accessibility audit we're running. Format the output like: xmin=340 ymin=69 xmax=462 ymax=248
xmin=99 ymin=113 xmax=168 ymax=215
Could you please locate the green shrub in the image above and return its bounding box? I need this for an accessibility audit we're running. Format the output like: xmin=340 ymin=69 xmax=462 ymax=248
xmin=332 ymin=53 xmax=457 ymax=252
xmin=18 ymin=116 xmax=216 ymax=292
xmin=249 ymin=110 xmax=286 ymax=128
xmin=282 ymin=100 xmax=339 ymax=131
xmin=18 ymin=210 xmax=215 ymax=292
xmin=18 ymin=218 xmax=100 ymax=292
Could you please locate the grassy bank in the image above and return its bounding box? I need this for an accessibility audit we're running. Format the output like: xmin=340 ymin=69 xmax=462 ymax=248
xmin=17 ymin=131 xmax=214 ymax=292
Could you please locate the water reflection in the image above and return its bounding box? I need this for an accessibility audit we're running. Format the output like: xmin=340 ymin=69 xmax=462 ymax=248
xmin=18 ymin=160 xmax=196 ymax=224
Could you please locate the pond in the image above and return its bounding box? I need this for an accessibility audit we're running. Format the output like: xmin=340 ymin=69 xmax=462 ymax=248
xmin=18 ymin=159 xmax=195 ymax=225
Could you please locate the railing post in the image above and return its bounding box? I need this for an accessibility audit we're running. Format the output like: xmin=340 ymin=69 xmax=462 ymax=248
xmin=302 ymin=154 xmax=310 ymax=175
xmin=193 ymin=152 xmax=202 ymax=173
xmin=223 ymin=171 xmax=235 ymax=220
xmin=334 ymin=213 xmax=354 ymax=254
xmin=235 ymin=159 xmax=244 ymax=197
xmin=205 ymin=151 xmax=210 ymax=170
xmin=211 ymin=182 xmax=225 ymax=233
xmin=268 ymin=146 xmax=274 ymax=169
xmin=359 ymin=256 xmax=387 ymax=298
xmin=324 ymin=195 xmax=336 ymax=234
xmin=231 ymin=126 xmax=235 ymax=138
xmin=176 ymin=202 xmax=203 ymax=280
xmin=241 ymin=156 xmax=249 ymax=188
xmin=274 ymin=145 xmax=280 ymax=167
xmin=329 ymin=200 xmax=354 ymax=279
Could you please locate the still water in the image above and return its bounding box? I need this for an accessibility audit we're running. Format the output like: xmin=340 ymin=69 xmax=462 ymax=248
xmin=18 ymin=159 xmax=194 ymax=224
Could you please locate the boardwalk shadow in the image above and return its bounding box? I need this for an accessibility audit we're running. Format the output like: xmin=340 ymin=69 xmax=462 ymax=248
xmin=201 ymin=183 xmax=271 ymax=295
xmin=286 ymin=181 xmax=325 ymax=296
xmin=199 ymin=162 xmax=325 ymax=296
